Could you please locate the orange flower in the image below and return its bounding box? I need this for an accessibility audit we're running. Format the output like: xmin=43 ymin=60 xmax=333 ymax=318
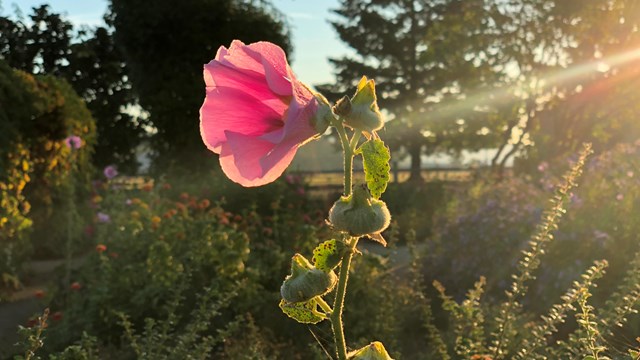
xmin=34 ymin=289 xmax=45 ymax=299
xmin=199 ymin=199 xmax=211 ymax=209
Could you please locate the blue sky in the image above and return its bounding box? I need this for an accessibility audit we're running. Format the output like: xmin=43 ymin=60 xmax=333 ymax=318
xmin=2 ymin=0 xmax=350 ymax=85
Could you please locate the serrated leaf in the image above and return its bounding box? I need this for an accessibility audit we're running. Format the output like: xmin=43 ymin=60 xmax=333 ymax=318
xmin=358 ymin=139 xmax=390 ymax=199
xmin=279 ymin=299 xmax=325 ymax=324
xmin=312 ymin=239 xmax=346 ymax=271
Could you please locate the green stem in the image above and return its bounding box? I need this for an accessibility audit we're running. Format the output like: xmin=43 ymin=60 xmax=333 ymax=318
xmin=331 ymin=117 xmax=354 ymax=196
xmin=316 ymin=296 xmax=333 ymax=314
xmin=330 ymin=237 xmax=359 ymax=360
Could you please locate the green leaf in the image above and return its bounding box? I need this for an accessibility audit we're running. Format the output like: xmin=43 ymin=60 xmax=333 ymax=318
xmin=358 ymin=139 xmax=390 ymax=199
xmin=312 ymin=239 xmax=346 ymax=271
xmin=279 ymin=299 xmax=325 ymax=324
xmin=583 ymin=356 xmax=596 ymax=360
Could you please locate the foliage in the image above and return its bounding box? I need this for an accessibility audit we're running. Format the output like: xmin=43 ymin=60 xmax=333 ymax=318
xmin=0 ymin=5 xmax=144 ymax=171
xmin=322 ymin=0 xmax=503 ymax=180
xmin=107 ymin=0 xmax=292 ymax=164
xmin=491 ymin=0 xmax=640 ymax=168
xmin=423 ymin=144 xmax=640 ymax=359
xmin=0 ymin=60 xmax=96 ymax=258
xmin=0 ymin=144 xmax=33 ymax=295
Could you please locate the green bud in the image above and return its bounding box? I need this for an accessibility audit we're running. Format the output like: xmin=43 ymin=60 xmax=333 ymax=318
xmin=311 ymin=92 xmax=333 ymax=134
xmin=342 ymin=76 xmax=384 ymax=132
xmin=348 ymin=341 xmax=394 ymax=360
xmin=328 ymin=184 xmax=391 ymax=237
xmin=281 ymin=254 xmax=337 ymax=303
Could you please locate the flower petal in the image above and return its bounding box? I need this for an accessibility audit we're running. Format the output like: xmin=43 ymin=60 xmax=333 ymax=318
xmin=215 ymin=40 xmax=266 ymax=79
xmin=200 ymin=87 xmax=283 ymax=153
xmin=219 ymin=131 xmax=298 ymax=187
xmin=204 ymin=61 xmax=288 ymax=115
xmin=246 ymin=41 xmax=293 ymax=96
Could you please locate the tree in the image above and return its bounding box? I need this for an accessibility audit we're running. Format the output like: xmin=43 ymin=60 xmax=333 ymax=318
xmin=107 ymin=0 xmax=292 ymax=167
xmin=478 ymin=0 xmax=640 ymax=170
xmin=0 ymin=5 xmax=145 ymax=171
xmin=523 ymin=0 xmax=640 ymax=166
xmin=322 ymin=0 xmax=505 ymax=181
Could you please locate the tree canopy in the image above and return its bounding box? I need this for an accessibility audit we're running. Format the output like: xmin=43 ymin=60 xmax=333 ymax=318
xmin=324 ymin=0 xmax=640 ymax=177
xmin=322 ymin=0 xmax=508 ymax=180
xmin=107 ymin=0 xmax=292 ymax=166
xmin=0 ymin=5 xmax=144 ymax=171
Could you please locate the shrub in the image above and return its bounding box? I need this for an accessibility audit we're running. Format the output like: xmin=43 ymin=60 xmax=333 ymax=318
xmin=0 ymin=145 xmax=33 ymax=296
xmin=0 ymin=60 xmax=96 ymax=258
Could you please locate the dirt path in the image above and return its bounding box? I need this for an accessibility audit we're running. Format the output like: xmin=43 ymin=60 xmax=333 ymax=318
xmin=0 ymin=258 xmax=76 ymax=358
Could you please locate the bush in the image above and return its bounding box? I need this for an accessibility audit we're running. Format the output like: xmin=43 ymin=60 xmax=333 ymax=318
xmin=0 ymin=145 xmax=33 ymax=297
xmin=0 ymin=60 xmax=97 ymax=258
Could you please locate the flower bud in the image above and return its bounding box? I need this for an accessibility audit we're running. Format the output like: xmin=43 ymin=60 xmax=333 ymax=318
xmin=310 ymin=92 xmax=333 ymax=134
xmin=348 ymin=341 xmax=394 ymax=360
xmin=328 ymin=185 xmax=391 ymax=237
xmin=281 ymin=254 xmax=337 ymax=303
xmin=341 ymin=76 xmax=384 ymax=132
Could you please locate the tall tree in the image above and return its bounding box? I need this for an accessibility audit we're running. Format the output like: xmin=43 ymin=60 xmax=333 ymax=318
xmin=522 ymin=0 xmax=640 ymax=166
xmin=322 ymin=0 xmax=505 ymax=181
xmin=107 ymin=0 xmax=292 ymax=166
xmin=477 ymin=0 xmax=640 ymax=169
xmin=0 ymin=5 xmax=145 ymax=171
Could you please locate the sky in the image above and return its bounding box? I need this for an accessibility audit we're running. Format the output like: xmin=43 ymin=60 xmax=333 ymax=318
xmin=2 ymin=0 xmax=350 ymax=85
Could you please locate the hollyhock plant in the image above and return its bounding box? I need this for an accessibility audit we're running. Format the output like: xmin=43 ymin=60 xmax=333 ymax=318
xmin=202 ymin=40 xmax=395 ymax=359
xmin=200 ymin=40 xmax=331 ymax=187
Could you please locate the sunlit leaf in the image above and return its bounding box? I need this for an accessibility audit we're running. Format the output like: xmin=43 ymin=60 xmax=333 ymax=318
xmin=312 ymin=239 xmax=346 ymax=271
xmin=279 ymin=299 xmax=325 ymax=324
xmin=358 ymin=139 xmax=390 ymax=199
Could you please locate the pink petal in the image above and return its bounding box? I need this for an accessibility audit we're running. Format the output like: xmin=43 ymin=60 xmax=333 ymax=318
xmin=200 ymin=87 xmax=283 ymax=153
xmin=219 ymin=131 xmax=297 ymax=187
xmin=215 ymin=40 xmax=266 ymax=79
xmin=246 ymin=42 xmax=293 ymax=96
xmin=204 ymin=61 xmax=288 ymax=115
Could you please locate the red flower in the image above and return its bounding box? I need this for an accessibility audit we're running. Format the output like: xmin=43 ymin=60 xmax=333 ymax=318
xmin=70 ymin=282 xmax=82 ymax=291
xmin=52 ymin=311 xmax=63 ymax=321
xmin=96 ymin=244 xmax=107 ymax=253
xmin=34 ymin=289 xmax=45 ymax=299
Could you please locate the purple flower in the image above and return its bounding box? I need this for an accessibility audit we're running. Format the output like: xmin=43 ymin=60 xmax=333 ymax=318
xmin=103 ymin=165 xmax=118 ymax=179
xmin=97 ymin=212 xmax=111 ymax=223
xmin=64 ymin=135 xmax=82 ymax=150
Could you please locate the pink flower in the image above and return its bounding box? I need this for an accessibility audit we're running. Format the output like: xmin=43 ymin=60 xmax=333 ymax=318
xmin=64 ymin=135 xmax=82 ymax=150
xmin=103 ymin=165 xmax=118 ymax=179
xmin=200 ymin=40 xmax=329 ymax=187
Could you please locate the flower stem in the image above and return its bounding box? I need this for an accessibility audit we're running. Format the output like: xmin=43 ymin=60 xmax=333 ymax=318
xmin=331 ymin=117 xmax=354 ymax=196
xmin=330 ymin=237 xmax=358 ymax=360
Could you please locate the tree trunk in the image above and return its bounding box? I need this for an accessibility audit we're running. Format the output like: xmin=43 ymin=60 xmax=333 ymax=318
xmin=407 ymin=143 xmax=423 ymax=183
